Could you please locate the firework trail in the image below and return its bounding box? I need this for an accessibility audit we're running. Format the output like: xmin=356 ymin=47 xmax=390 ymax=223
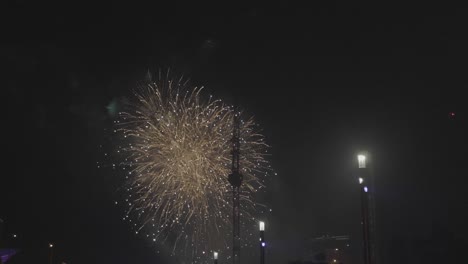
xmin=112 ymin=71 xmax=271 ymax=261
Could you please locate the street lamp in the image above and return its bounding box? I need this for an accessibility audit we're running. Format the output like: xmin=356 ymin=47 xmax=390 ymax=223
xmin=213 ymin=251 xmax=218 ymax=264
xmin=357 ymin=154 xmax=366 ymax=168
xmin=259 ymin=221 xmax=265 ymax=264
xmin=259 ymin=221 xmax=265 ymax=232
xmin=356 ymin=153 xmax=376 ymax=264
xmin=49 ymin=243 xmax=54 ymax=264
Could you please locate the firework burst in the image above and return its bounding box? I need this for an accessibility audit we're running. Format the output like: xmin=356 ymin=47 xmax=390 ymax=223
xmin=112 ymin=72 xmax=270 ymax=260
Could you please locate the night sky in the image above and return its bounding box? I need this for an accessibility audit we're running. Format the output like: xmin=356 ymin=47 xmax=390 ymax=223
xmin=2 ymin=2 xmax=468 ymax=264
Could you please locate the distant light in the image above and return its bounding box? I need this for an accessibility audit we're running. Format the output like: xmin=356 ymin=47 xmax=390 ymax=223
xmin=333 ymin=259 xmax=337 ymax=263
xmin=49 ymin=243 xmax=54 ymax=248
xmin=357 ymin=155 xmax=366 ymax=168
xmin=12 ymin=234 xmax=17 ymax=238
xmin=346 ymin=244 xmax=350 ymax=247
xmin=261 ymin=242 xmax=266 ymax=247
xmin=335 ymin=248 xmax=339 ymax=251
xmin=364 ymin=186 xmax=368 ymax=192
xmin=213 ymin=252 xmax=218 ymax=260
xmin=259 ymin=221 xmax=265 ymax=231
xmin=359 ymin=177 xmax=364 ymax=184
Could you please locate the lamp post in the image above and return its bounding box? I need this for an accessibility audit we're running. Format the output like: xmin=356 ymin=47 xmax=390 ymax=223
xmin=213 ymin=251 xmax=218 ymax=264
xmin=357 ymin=153 xmax=376 ymax=264
xmin=49 ymin=243 xmax=54 ymax=264
xmin=259 ymin=221 xmax=265 ymax=264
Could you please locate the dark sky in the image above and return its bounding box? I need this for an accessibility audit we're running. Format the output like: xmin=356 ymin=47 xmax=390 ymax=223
xmin=2 ymin=2 xmax=468 ymax=264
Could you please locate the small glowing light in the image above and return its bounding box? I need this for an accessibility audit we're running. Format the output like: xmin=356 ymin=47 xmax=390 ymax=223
xmin=359 ymin=177 xmax=364 ymax=184
xmin=364 ymin=186 xmax=368 ymax=192
xmin=49 ymin=243 xmax=54 ymax=248
xmin=259 ymin=221 xmax=265 ymax=231
xmin=13 ymin=234 xmax=17 ymax=238
xmin=357 ymin=154 xmax=366 ymax=168
xmin=333 ymin=259 xmax=337 ymax=263
xmin=335 ymin=248 xmax=339 ymax=251
xmin=261 ymin=242 xmax=265 ymax=247
xmin=213 ymin=252 xmax=218 ymax=260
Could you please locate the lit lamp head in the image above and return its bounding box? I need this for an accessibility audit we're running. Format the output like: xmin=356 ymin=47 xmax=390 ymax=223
xmin=357 ymin=154 xmax=366 ymax=168
xmin=213 ymin=252 xmax=218 ymax=260
xmin=259 ymin=221 xmax=265 ymax=231
xmin=49 ymin=243 xmax=54 ymax=248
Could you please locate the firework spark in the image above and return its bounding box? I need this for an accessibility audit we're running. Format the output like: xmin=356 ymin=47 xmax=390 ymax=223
xmin=113 ymin=72 xmax=270 ymax=260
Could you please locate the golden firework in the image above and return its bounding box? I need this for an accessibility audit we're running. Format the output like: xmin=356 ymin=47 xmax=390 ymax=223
xmin=114 ymin=73 xmax=270 ymax=259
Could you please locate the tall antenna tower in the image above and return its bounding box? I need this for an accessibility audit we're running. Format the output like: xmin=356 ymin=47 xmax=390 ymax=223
xmin=228 ymin=111 xmax=243 ymax=264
